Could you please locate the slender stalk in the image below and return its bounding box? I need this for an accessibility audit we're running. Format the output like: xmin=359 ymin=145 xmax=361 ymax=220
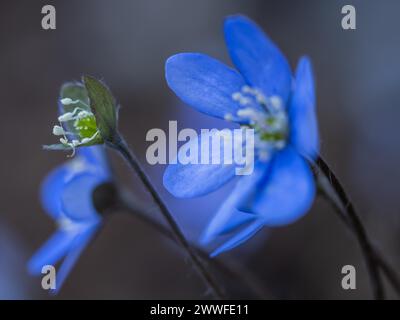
xmin=108 ymin=137 xmax=225 ymax=299
xmin=117 ymin=188 xmax=273 ymax=299
xmin=314 ymin=156 xmax=386 ymax=299
xmin=315 ymin=159 xmax=400 ymax=297
xmin=373 ymin=249 xmax=400 ymax=296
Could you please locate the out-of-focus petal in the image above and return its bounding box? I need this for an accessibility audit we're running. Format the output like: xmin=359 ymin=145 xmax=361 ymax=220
xmin=210 ymin=220 xmax=264 ymax=257
xmin=50 ymin=224 xmax=99 ymax=293
xmin=200 ymin=162 xmax=268 ymax=244
xmin=163 ymin=130 xmax=238 ymax=198
xmin=252 ymin=147 xmax=316 ymax=226
xmin=61 ymin=173 xmax=104 ymax=222
xmin=76 ymin=146 xmax=111 ymax=178
xmin=41 ymin=146 xmax=110 ymax=221
xmin=289 ymin=56 xmax=319 ymax=159
xmin=40 ymin=165 xmax=70 ymax=220
xmin=27 ymin=229 xmax=79 ymax=275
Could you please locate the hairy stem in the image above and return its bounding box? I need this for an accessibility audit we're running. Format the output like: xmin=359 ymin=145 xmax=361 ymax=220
xmin=314 ymin=156 xmax=386 ymax=299
xmin=108 ymin=137 xmax=225 ymax=299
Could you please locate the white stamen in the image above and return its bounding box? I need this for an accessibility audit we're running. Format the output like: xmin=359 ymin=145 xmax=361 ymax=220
xmin=231 ymin=86 xmax=289 ymax=163
xmin=255 ymin=92 xmax=268 ymax=105
xmin=224 ymin=113 xmax=234 ymax=121
xmin=60 ymin=98 xmax=80 ymax=105
xmin=237 ymin=108 xmax=264 ymax=123
xmin=80 ymin=131 xmax=100 ymax=145
xmin=232 ymin=92 xmax=242 ymax=101
xmin=242 ymin=85 xmax=256 ymax=95
xmin=58 ymin=112 xmax=75 ymax=122
xmin=58 ymin=107 xmax=93 ymax=123
xmin=270 ymin=96 xmax=283 ymax=110
xmin=76 ymin=111 xmax=92 ymax=119
xmin=232 ymin=92 xmax=252 ymax=106
xmin=52 ymin=125 xmax=66 ymax=136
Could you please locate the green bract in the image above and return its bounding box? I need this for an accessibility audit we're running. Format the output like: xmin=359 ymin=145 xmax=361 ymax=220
xmin=83 ymin=76 xmax=118 ymax=143
xmin=44 ymin=77 xmax=119 ymax=156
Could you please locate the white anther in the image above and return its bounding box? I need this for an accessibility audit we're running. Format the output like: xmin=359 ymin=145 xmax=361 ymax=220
xmin=270 ymin=96 xmax=283 ymax=110
xmin=239 ymin=97 xmax=252 ymax=106
xmin=255 ymin=92 xmax=268 ymax=105
xmin=224 ymin=113 xmax=234 ymax=121
xmin=241 ymin=85 xmax=252 ymax=93
xmin=232 ymin=92 xmax=253 ymax=106
xmin=58 ymin=112 xmax=75 ymax=122
xmin=76 ymin=111 xmax=92 ymax=119
xmin=232 ymin=92 xmax=243 ymax=101
xmin=237 ymin=108 xmax=264 ymax=123
xmin=52 ymin=125 xmax=66 ymax=136
xmin=80 ymin=131 xmax=99 ymax=145
xmin=60 ymin=98 xmax=80 ymax=105
xmin=242 ymin=85 xmax=257 ymax=95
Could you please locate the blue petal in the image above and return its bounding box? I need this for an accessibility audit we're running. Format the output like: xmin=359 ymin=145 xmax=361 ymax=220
xmin=41 ymin=165 xmax=70 ymax=220
xmin=27 ymin=230 xmax=78 ymax=275
xmin=163 ymin=130 xmax=238 ymax=198
xmin=165 ymin=53 xmax=247 ymax=121
xmin=77 ymin=146 xmax=111 ymax=178
xmin=289 ymin=57 xmax=319 ymax=159
xmin=61 ymin=173 xmax=104 ymax=222
xmin=210 ymin=220 xmax=264 ymax=257
xmin=200 ymin=162 xmax=268 ymax=245
xmin=224 ymin=15 xmax=292 ymax=103
xmin=50 ymin=224 xmax=99 ymax=293
xmin=40 ymin=146 xmax=111 ymax=221
xmin=253 ymin=147 xmax=316 ymax=226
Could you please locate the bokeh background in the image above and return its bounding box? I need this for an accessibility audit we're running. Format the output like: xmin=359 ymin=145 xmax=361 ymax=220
xmin=0 ymin=0 xmax=399 ymax=299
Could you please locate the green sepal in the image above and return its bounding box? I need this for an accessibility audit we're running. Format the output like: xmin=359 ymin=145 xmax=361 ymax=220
xmin=82 ymin=76 xmax=118 ymax=143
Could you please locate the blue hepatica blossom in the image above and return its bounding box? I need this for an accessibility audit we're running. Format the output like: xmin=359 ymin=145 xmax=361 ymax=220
xmin=164 ymin=15 xmax=319 ymax=256
xmin=28 ymin=146 xmax=111 ymax=292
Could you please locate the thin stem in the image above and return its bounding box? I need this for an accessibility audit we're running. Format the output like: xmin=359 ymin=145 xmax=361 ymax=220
xmin=373 ymin=249 xmax=400 ymax=296
xmin=315 ymin=161 xmax=400 ymax=298
xmin=117 ymin=188 xmax=273 ymax=299
xmin=314 ymin=156 xmax=385 ymax=299
xmin=108 ymin=137 xmax=225 ymax=299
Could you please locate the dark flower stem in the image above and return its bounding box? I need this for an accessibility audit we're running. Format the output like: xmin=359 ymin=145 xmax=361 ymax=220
xmin=109 ymin=137 xmax=225 ymax=299
xmin=314 ymin=156 xmax=400 ymax=299
xmin=116 ymin=188 xmax=273 ymax=299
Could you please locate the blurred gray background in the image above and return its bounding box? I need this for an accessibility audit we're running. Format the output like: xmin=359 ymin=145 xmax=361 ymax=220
xmin=0 ymin=0 xmax=399 ymax=299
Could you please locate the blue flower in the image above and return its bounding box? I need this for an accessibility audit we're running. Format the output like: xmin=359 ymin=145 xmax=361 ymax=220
xmin=163 ymin=15 xmax=319 ymax=256
xmin=28 ymin=146 xmax=111 ymax=292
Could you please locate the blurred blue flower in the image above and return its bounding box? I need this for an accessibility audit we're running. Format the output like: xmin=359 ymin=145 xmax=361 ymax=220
xmin=164 ymin=15 xmax=319 ymax=256
xmin=28 ymin=146 xmax=111 ymax=292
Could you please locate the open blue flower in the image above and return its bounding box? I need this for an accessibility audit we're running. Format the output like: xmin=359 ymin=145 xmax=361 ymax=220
xmin=28 ymin=146 xmax=111 ymax=292
xmin=164 ymin=15 xmax=319 ymax=256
